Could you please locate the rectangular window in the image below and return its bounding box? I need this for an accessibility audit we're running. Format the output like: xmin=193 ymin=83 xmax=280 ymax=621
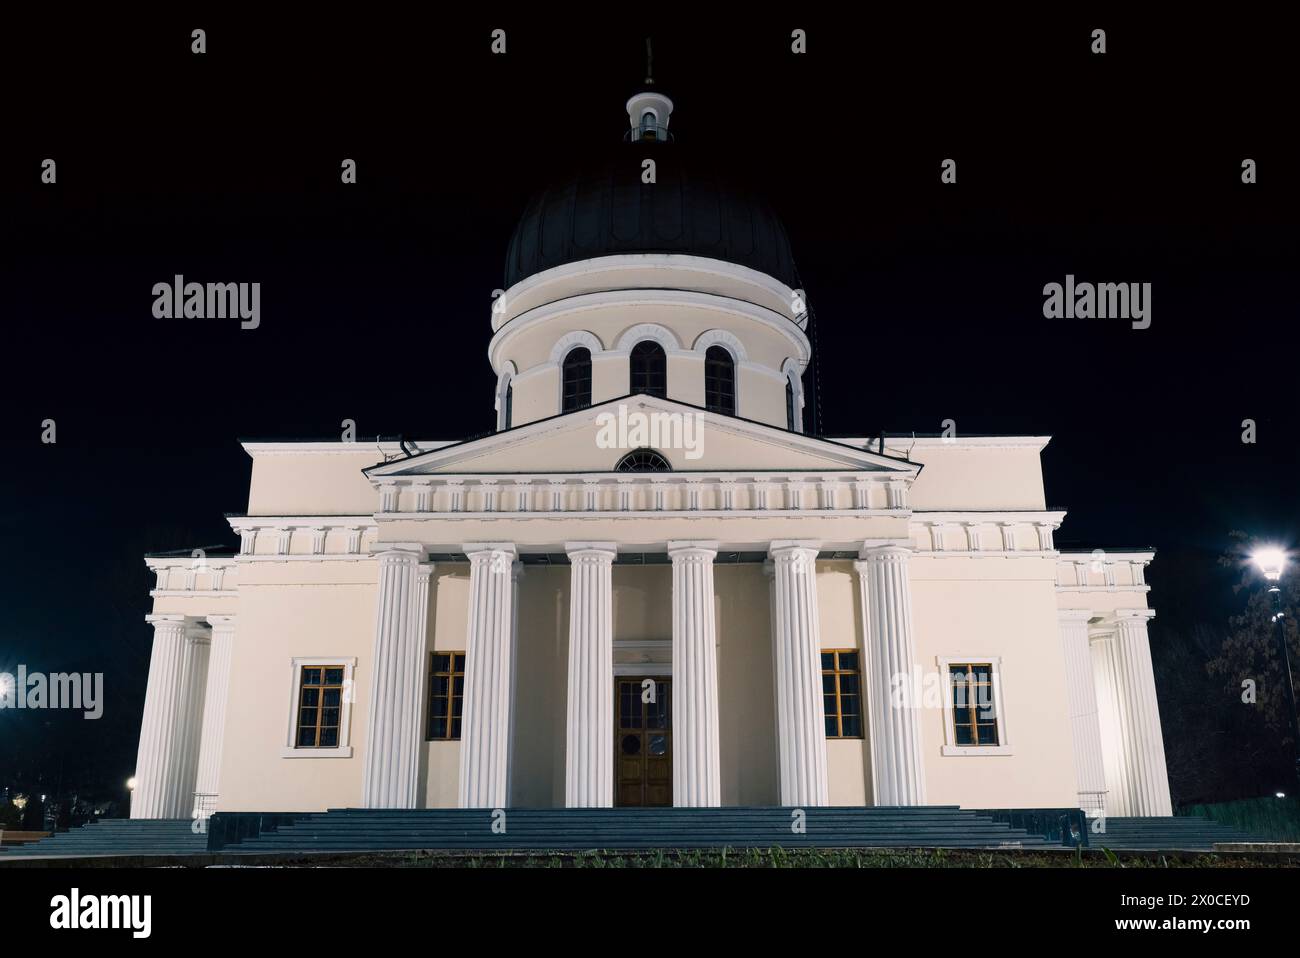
xmin=295 ymin=665 xmax=345 ymax=748
xmin=427 ymin=652 xmax=465 ymax=740
xmin=949 ymin=663 xmax=1000 ymax=746
xmin=821 ymin=650 xmax=863 ymax=739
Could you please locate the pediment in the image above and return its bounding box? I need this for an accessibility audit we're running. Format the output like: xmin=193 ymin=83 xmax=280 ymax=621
xmin=365 ymin=396 xmax=917 ymax=478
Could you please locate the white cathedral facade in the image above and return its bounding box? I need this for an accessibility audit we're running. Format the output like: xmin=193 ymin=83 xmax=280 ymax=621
xmin=131 ymin=87 xmax=1173 ymax=822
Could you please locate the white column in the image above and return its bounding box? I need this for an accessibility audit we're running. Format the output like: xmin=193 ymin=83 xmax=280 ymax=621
xmin=132 ymin=615 xmax=208 ymax=819
xmin=506 ymin=560 xmax=524 ymax=800
xmin=174 ymin=624 xmax=210 ymax=816
xmin=1090 ymin=631 xmax=1131 ymax=816
xmin=769 ymin=541 xmax=829 ymax=806
xmin=670 ymin=541 xmax=721 ymax=807
xmin=856 ymin=544 xmax=927 ymax=806
xmin=1093 ymin=611 xmax=1172 ymax=816
xmin=193 ymin=614 xmax=237 ymax=816
xmin=565 ymin=542 xmax=616 ymax=807
xmin=1058 ymin=610 xmax=1107 ymax=812
xmin=360 ymin=544 xmax=427 ymax=808
xmin=459 ymin=543 xmax=517 ymax=808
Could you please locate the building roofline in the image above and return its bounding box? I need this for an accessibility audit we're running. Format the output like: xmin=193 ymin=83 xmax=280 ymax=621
xmin=832 ymin=435 xmax=1052 ymax=452
xmin=363 ymin=394 xmax=923 ymax=476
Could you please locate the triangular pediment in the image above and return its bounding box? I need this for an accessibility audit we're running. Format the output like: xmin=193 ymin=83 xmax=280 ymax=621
xmin=365 ymin=396 xmax=917 ymax=478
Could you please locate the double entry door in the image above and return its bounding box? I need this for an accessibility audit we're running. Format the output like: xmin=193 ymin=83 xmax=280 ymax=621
xmin=616 ymin=677 xmax=671 ymax=806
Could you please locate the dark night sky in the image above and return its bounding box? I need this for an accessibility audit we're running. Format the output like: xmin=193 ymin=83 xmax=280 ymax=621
xmin=1 ymin=11 xmax=1296 ymax=801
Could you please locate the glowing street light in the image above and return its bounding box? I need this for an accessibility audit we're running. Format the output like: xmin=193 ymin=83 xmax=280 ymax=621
xmin=1253 ymin=547 xmax=1287 ymax=582
xmin=1251 ymin=545 xmax=1299 ymax=792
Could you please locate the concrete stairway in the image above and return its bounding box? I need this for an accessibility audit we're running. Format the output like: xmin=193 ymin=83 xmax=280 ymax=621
xmin=0 ymin=819 xmax=206 ymax=858
xmin=4 ymin=810 xmax=1266 ymax=859
xmin=220 ymin=806 xmax=1056 ymax=853
xmin=1091 ymin=816 xmax=1261 ymax=851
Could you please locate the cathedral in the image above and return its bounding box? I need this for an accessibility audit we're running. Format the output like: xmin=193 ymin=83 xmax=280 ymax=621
xmin=130 ymin=82 xmax=1172 ymax=824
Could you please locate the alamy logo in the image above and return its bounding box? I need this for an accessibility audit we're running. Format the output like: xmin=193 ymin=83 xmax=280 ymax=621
xmin=50 ymin=888 xmax=151 ymax=938
xmin=152 ymin=275 xmax=260 ymax=329
xmin=1042 ymin=274 xmax=1151 ymax=329
xmin=0 ymin=666 xmax=102 ymax=719
xmin=595 ymin=403 xmax=704 ymax=460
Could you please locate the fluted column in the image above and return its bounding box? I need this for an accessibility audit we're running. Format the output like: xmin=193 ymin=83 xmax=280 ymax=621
xmin=459 ymin=543 xmax=517 ymax=808
xmin=132 ymin=615 xmax=209 ymax=818
xmin=1093 ymin=611 xmax=1171 ymax=816
xmin=565 ymin=542 xmax=616 ymax=807
xmin=769 ymin=541 xmax=829 ymax=806
xmin=1057 ymin=610 xmax=1107 ymax=812
xmin=506 ymin=560 xmax=523 ymax=800
xmin=856 ymin=544 xmax=927 ymax=806
xmin=361 ymin=544 xmax=427 ymax=808
xmin=1090 ymin=631 xmax=1130 ymax=816
xmin=193 ymin=615 xmax=236 ymax=816
xmin=670 ymin=541 xmax=721 ymax=807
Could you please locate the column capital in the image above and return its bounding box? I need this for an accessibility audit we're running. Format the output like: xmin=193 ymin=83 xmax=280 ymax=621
xmin=462 ymin=542 xmax=517 ymax=557
xmin=858 ymin=539 xmax=913 ymax=560
xmin=769 ymin=539 xmax=820 ymax=559
xmin=145 ymin=613 xmax=187 ymax=627
xmin=668 ymin=540 xmax=718 ymax=559
xmin=416 ymin=562 xmax=436 ymax=581
xmin=564 ymin=541 xmax=617 ymax=558
xmin=207 ymin=614 xmax=237 ymax=628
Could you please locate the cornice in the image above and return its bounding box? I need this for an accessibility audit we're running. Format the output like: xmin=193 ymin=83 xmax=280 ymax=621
xmin=493 ymin=253 xmax=800 ymax=333
xmin=240 ymin=441 xmax=453 ymax=458
xmin=488 ymin=288 xmax=811 ymax=374
xmin=837 ymin=436 xmax=1053 ymax=452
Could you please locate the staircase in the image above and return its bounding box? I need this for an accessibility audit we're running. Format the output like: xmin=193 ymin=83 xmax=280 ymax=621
xmin=218 ymin=806 xmax=1056 ymax=854
xmin=1092 ymin=816 xmax=1259 ymax=851
xmin=0 ymin=819 xmax=206 ymax=858
xmin=2 ymin=810 xmax=1268 ymax=860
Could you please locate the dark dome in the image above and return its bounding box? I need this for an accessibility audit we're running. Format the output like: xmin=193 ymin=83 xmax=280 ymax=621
xmin=505 ymin=149 xmax=798 ymax=288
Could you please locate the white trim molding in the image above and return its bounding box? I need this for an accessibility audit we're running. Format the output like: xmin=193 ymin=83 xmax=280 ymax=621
xmin=492 ymin=254 xmax=803 ymax=333
xmin=692 ymin=328 xmax=748 ymax=362
xmin=281 ymin=656 xmax=358 ymax=759
xmin=1056 ymin=550 xmax=1155 ymax=591
xmin=146 ymin=556 xmax=239 ymax=596
xmin=614 ymin=321 xmax=683 ymax=353
xmin=781 ymin=358 xmax=805 ymax=433
xmin=228 ymin=517 xmax=377 ymax=557
xmin=911 ymin=511 xmax=1067 ymax=558
xmin=495 ymin=360 xmax=517 ymax=431
xmin=489 ymin=289 xmax=811 ymax=374
xmin=368 ymin=469 xmax=912 ymax=517
xmin=936 ymin=655 xmax=1013 ymax=756
xmin=548 ymin=329 xmax=606 ymax=364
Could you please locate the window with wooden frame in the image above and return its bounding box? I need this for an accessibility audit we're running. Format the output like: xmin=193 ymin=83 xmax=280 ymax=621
xmin=948 ymin=663 xmax=1000 ymax=746
xmin=295 ymin=665 xmax=345 ymax=748
xmin=821 ymin=650 xmax=863 ymax=738
xmin=427 ymin=652 xmax=465 ymax=740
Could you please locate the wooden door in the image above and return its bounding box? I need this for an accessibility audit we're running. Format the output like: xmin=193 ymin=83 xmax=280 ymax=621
xmin=615 ymin=677 xmax=672 ymax=806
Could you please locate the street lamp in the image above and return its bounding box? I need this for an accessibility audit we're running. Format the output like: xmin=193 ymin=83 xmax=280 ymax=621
xmin=1252 ymin=546 xmax=1299 ymax=791
xmin=126 ymin=777 xmax=136 ymax=817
